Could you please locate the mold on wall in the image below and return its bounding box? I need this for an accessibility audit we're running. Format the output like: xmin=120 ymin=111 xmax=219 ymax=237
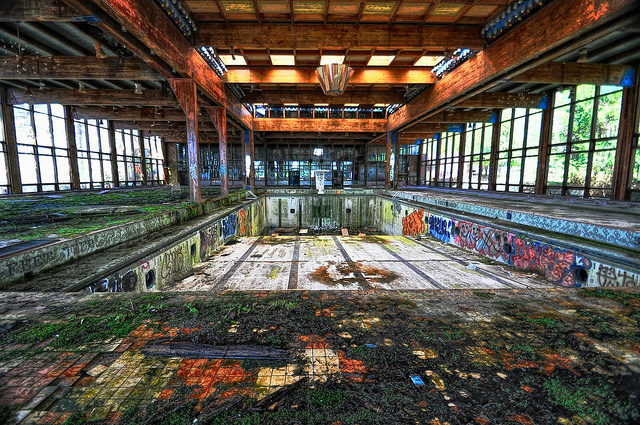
xmin=264 ymin=194 xmax=377 ymax=230
xmin=86 ymin=197 xmax=266 ymax=293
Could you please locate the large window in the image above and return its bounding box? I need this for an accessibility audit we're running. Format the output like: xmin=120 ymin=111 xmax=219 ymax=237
xmin=115 ymin=129 xmax=144 ymax=186
xmin=74 ymin=119 xmax=113 ymax=189
xmin=367 ymin=146 xmax=386 ymax=187
xmin=460 ymin=123 xmax=493 ymax=190
xmin=547 ymin=85 xmax=623 ymax=197
xmin=0 ymin=104 xmax=9 ymax=194
xmin=437 ymin=131 xmax=462 ymax=187
xmin=143 ymin=135 xmax=165 ymax=184
xmin=14 ymin=104 xmax=71 ymax=192
xmin=495 ymin=108 xmax=542 ymax=193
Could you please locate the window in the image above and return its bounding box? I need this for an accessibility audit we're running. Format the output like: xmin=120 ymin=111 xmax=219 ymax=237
xmin=0 ymin=104 xmax=9 ymax=194
xmin=495 ymin=108 xmax=542 ymax=193
xmin=115 ymin=129 xmax=144 ymax=186
xmin=437 ymin=131 xmax=462 ymax=187
xmin=547 ymin=85 xmax=623 ymax=197
xmin=74 ymin=119 xmax=113 ymax=189
xmin=14 ymin=104 xmax=71 ymax=192
xmin=367 ymin=146 xmax=386 ymax=187
xmin=422 ymin=138 xmax=439 ymax=186
xmin=460 ymin=123 xmax=493 ymax=190
xmin=143 ymin=135 xmax=165 ymax=184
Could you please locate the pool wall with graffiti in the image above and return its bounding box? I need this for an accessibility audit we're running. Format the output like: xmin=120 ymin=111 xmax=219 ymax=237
xmin=87 ymin=197 xmax=266 ymax=293
xmin=376 ymin=196 xmax=640 ymax=288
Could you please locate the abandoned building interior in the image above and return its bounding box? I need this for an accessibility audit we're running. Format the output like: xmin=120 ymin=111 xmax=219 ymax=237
xmin=1 ymin=0 xmax=640 ymax=424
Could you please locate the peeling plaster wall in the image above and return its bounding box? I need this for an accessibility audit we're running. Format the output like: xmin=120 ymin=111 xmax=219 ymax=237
xmin=376 ymin=196 xmax=640 ymax=288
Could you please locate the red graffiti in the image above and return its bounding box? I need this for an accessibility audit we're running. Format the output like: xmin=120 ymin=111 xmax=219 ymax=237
xmin=509 ymin=238 xmax=590 ymax=287
xmin=402 ymin=209 xmax=425 ymax=236
xmin=238 ymin=208 xmax=249 ymax=235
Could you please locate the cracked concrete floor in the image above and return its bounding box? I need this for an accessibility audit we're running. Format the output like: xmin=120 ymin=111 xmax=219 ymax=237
xmin=175 ymin=235 xmax=549 ymax=291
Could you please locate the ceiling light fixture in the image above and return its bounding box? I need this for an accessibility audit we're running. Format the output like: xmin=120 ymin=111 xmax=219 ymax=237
xmin=134 ymin=83 xmax=143 ymax=95
xmin=316 ymin=63 xmax=354 ymax=96
xmin=94 ymin=42 xmax=107 ymax=59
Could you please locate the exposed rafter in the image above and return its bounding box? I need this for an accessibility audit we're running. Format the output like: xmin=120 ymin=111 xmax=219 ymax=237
xmin=0 ymin=57 xmax=161 ymax=80
xmin=196 ymin=23 xmax=485 ymax=50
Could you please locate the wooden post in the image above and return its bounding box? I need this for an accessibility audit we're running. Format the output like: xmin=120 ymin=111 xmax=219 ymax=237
xmin=364 ymin=144 xmax=369 ymax=187
xmin=488 ymin=109 xmax=501 ymax=191
xmin=164 ymin=142 xmax=179 ymax=186
xmin=63 ymin=105 xmax=80 ymax=190
xmin=168 ymin=78 xmax=201 ymax=203
xmin=612 ymin=66 xmax=639 ymax=201
xmin=457 ymin=126 xmax=466 ymax=188
xmin=393 ymin=136 xmax=400 ymax=189
xmin=206 ymin=106 xmax=229 ymax=196
xmin=248 ymin=129 xmax=255 ymax=189
xmin=241 ymin=129 xmax=248 ymax=189
xmin=385 ymin=128 xmax=392 ymax=189
xmin=139 ymin=130 xmax=148 ymax=185
xmin=434 ymin=134 xmax=441 ymax=186
xmin=108 ymin=120 xmax=119 ymax=187
xmin=1 ymin=90 xmax=22 ymax=194
xmin=535 ymin=92 xmax=554 ymax=194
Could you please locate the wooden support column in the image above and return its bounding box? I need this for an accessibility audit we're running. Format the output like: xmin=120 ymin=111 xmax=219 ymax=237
xmin=457 ymin=127 xmax=466 ymax=188
xmin=364 ymin=144 xmax=369 ymax=187
xmin=164 ymin=142 xmax=179 ymax=186
xmin=1 ymin=90 xmax=22 ymax=194
xmin=247 ymin=129 xmax=255 ymax=189
xmin=385 ymin=129 xmax=392 ymax=189
xmin=63 ymin=105 xmax=80 ymax=190
xmin=107 ymin=121 xmax=119 ymax=187
xmin=206 ymin=106 xmax=229 ymax=196
xmin=168 ymin=79 xmax=201 ymax=203
xmin=264 ymin=143 xmax=268 ymax=186
xmin=612 ymin=66 xmax=639 ymax=201
xmin=434 ymin=135 xmax=442 ymax=186
xmin=488 ymin=109 xmax=501 ymax=191
xmin=241 ymin=129 xmax=248 ymax=189
xmin=139 ymin=131 xmax=148 ymax=185
xmin=535 ymin=92 xmax=555 ymax=194
xmin=393 ymin=138 xmax=400 ymax=189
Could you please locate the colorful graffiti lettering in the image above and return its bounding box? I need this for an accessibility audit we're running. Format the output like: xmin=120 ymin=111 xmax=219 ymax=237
xmin=238 ymin=208 xmax=249 ymax=236
xmin=402 ymin=209 xmax=425 ymax=236
xmin=222 ymin=213 xmax=238 ymax=240
xmin=429 ymin=215 xmax=453 ymax=243
xmin=159 ymin=247 xmax=187 ymax=280
xmin=509 ymin=238 xmax=592 ymax=287
xmin=596 ymin=264 xmax=640 ymax=287
xmin=89 ymin=270 xmax=137 ymax=293
xmin=455 ymin=220 xmax=512 ymax=263
xmin=199 ymin=225 xmax=217 ymax=261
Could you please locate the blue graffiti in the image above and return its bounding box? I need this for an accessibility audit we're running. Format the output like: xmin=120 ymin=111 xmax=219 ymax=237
xmin=429 ymin=215 xmax=453 ymax=243
xmin=221 ymin=213 xmax=238 ymax=240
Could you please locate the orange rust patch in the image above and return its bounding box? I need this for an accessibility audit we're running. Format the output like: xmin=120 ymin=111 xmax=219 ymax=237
xmin=508 ymin=414 xmax=535 ymax=425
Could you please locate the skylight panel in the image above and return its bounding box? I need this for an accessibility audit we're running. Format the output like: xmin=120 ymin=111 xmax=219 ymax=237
xmin=218 ymin=55 xmax=247 ymax=66
xmin=270 ymin=55 xmax=295 ymax=66
xmin=367 ymin=55 xmax=396 ymax=66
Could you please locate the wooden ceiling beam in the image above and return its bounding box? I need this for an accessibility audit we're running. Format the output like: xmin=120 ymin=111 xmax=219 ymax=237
xmin=400 ymin=124 xmax=450 ymax=134
xmin=254 ymin=118 xmax=387 ymax=133
xmin=225 ymin=68 xmax=435 ymax=85
xmin=506 ymin=62 xmax=633 ymax=85
xmin=7 ymin=88 xmax=177 ymax=107
xmin=244 ymin=90 xmax=405 ymax=105
xmin=418 ymin=110 xmax=494 ymax=123
xmin=0 ymin=57 xmax=161 ymax=80
xmin=196 ymin=23 xmax=484 ymax=50
xmin=388 ymin=0 xmax=637 ymax=131
xmin=72 ymin=106 xmax=187 ymax=121
xmin=0 ymin=0 xmax=81 ymax=22
xmin=85 ymin=0 xmax=252 ymax=128
xmin=112 ymin=120 xmax=217 ymax=132
xmin=455 ymin=92 xmax=547 ymax=109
